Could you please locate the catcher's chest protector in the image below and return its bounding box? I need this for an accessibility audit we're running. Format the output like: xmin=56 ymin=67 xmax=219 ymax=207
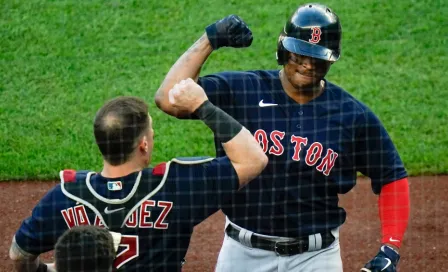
xmin=61 ymin=170 xmax=165 ymax=230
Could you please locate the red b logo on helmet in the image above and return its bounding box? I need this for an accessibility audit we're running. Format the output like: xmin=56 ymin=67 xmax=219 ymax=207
xmin=309 ymin=27 xmax=321 ymax=44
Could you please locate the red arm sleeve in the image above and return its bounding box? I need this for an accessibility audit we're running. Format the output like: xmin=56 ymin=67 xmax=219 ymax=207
xmin=379 ymin=177 xmax=410 ymax=248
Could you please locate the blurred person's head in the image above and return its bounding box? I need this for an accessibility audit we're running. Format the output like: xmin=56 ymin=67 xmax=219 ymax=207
xmin=54 ymin=226 xmax=116 ymax=272
xmin=93 ymin=96 xmax=154 ymax=170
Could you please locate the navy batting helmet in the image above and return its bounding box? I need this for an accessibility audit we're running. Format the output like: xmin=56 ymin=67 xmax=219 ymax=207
xmin=276 ymin=3 xmax=342 ymax=65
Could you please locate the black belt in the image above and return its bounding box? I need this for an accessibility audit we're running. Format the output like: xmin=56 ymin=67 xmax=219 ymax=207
xmin=225 ymin=224 xmax=335 ymax=256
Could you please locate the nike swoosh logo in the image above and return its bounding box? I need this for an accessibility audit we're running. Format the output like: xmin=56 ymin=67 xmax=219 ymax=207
xmin=389 ymin=237 xmax=400 ymax=242
xmin=104 ymin=207 xmax=125 ymax=214
xmin=259 ymin=100 xmax=278 ymax=107
xmin=381 ymin=258 xmax=392 ymax=271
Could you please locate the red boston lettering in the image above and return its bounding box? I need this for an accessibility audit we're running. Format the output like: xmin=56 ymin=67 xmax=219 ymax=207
xmin=269 ymin=130 xmax=286 ymax=156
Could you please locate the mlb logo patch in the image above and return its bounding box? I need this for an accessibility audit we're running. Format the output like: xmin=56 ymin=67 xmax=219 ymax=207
xmin=107 ymin=181 xmax=123 ymax=191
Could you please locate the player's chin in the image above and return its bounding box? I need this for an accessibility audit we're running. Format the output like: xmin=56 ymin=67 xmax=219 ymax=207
xmin=292 ymin=73 xmax=320 ymax=88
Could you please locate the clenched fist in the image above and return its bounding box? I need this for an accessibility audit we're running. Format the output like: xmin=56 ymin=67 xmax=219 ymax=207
xmin=205 ymin=15 xmax=253 ymax=50
xmin=168 ymin=78 xmax=208 ymax=114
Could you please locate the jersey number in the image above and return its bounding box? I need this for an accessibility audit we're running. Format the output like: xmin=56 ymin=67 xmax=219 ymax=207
xmin=112 ymin=202 xmax=173 ymax=269
xmin=114 ymin=235 xmax=139 ymax=269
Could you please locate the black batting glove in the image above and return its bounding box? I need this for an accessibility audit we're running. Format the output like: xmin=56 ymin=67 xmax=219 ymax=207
xmin=361 ymin=245 xmax=400 ymax=272
xmin=205 ymin=15 xmax=253 ymax=50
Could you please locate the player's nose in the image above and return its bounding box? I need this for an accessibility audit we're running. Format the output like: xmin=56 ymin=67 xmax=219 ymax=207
xmin=300 ymin=56 xmax=316 ymax=69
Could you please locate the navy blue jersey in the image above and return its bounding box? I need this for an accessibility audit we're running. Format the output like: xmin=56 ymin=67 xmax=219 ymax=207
xmin=14 ymin=157 xmax=239 ymax=272
xmin=198 ymin=70 xmax=407 ymax=237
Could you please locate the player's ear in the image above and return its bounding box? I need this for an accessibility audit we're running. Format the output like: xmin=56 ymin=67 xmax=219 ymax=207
xmin=139 ymin=136 xmax=148 ymax=153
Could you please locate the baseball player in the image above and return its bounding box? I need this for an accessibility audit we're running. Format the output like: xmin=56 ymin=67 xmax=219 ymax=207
xmin=155 ymin=3 xmax=410 ymax=272
xmin=9 ymin=80 xmax=268 ymax=272
xmin=54 ymin=226 xmax=120 ymax=272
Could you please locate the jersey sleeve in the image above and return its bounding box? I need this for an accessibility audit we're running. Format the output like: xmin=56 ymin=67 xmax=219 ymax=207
xmin=169 ymin=156 xmax=239 ymax=225
xmin=14 ymin=185 xmax=71 ymax=255
xmin=354 ymin=110 xmax=408 ymax=194
xmin=197 ymin=72 xmax=238 ymax=108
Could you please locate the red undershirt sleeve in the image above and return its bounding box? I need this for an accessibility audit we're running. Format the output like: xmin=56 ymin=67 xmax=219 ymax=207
xmin=378 ymin=177 xmax=410 ymax=248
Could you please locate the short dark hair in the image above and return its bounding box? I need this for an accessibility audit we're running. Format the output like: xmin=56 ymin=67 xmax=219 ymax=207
xmin=54 ymin=226 xmax=116 ymax=272
xmin=94 ymin=96 xmax=149 ymax=165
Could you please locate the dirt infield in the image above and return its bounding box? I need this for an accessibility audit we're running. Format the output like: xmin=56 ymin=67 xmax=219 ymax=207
xmin=1 ymin=176 xmax=447 ymax=271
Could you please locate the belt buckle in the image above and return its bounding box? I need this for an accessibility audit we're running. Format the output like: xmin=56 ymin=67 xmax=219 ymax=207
xmin=274 ymin=240 xmax=306 ymax=256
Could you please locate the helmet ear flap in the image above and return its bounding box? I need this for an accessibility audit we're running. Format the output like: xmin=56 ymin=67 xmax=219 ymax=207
xmin=276 ymin=34 xmax=289 ymax=65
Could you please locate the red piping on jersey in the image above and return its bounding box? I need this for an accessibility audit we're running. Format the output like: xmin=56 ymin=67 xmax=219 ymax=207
xmin=379 ymin=177 xmax=410 ymax=248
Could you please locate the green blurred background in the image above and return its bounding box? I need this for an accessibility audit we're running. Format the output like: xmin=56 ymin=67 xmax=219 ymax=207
xmin=1 ymin=0 xmax=447 ymax=179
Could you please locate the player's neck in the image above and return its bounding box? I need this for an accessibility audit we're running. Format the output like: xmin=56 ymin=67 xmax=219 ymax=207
xmin=279 ymin=69 xmax=324 ymax=105
xmin=101 ymin=159 xmax=145 ymax=179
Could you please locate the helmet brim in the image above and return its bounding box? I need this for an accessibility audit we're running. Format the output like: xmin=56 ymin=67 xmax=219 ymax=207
xmin=282 ymin=37 xmax=340 ymax=62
